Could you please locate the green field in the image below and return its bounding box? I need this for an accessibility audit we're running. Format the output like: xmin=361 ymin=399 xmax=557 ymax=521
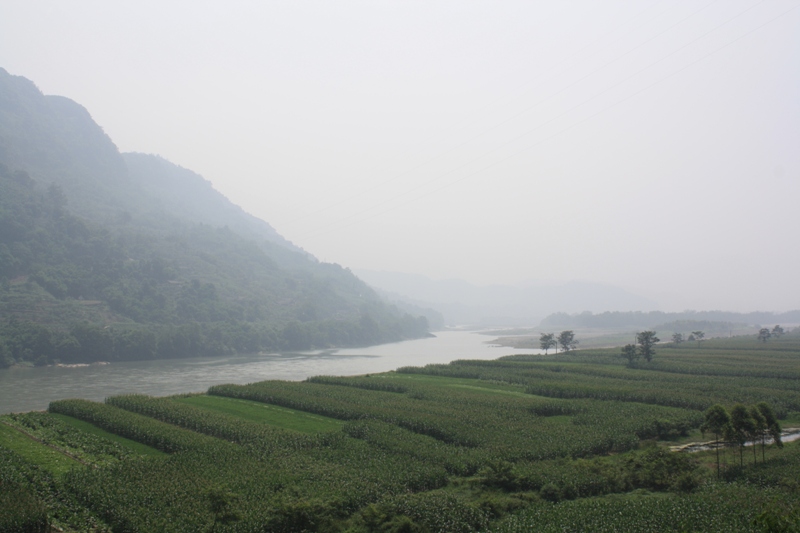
xmin=175 ymin=394 xmax=343 ymax=433
xmin=0 ymin=422 xmax=80 ymax=476
xmin=49 ymin=413 xmax=167 ymax=457
xmin=2 ymin=332 xmax=800 ymax=532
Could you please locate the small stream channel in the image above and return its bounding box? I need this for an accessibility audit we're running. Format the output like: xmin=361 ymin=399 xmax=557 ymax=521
xmin=671 ymin=429 xmax=800 ymax=453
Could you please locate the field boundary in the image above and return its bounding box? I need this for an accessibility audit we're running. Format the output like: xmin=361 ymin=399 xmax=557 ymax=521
xmin=0 ymin=419 xmax=89 ymax=467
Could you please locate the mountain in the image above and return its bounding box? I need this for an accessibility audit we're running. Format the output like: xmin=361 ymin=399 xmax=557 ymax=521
xmin=540 ymin=310 xmax=800 ymax=330
xmin=122 ymin=153 xmax=295 ymax=251
xmin=0 ymin=68 xmax=429 ymax=368
xmin=355 ymin=269 xmax=659 ymax=327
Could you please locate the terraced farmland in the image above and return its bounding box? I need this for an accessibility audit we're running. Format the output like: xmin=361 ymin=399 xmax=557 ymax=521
xmin=1 ymin=333 xmax=800 ymax=532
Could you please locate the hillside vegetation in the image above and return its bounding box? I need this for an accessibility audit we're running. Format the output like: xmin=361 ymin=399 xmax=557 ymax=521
xmin=2 ymin=334 xmax=799 ymax=531
xmin=0 ymin=68 xmax=429 ymax=367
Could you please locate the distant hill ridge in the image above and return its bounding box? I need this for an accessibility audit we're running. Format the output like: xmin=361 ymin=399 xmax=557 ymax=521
xmin=540 ymin=310 xmax=800 ymax=329
xmin=0 ymin=67 xmax=429 ymax=368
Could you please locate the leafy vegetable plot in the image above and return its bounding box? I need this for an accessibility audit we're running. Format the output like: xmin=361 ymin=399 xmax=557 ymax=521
xmin=0 ymin=421 xmax=80 ymax=476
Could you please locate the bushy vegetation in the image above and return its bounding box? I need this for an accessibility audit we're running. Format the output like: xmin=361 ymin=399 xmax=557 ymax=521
xmin=490 ymin=483 xmax=800 ymax=533
xmin=1 ymin=335 xmax=799 ymax=531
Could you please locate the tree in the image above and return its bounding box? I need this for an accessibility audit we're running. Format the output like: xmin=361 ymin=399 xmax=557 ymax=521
xmin=748 ymin=406 xmax=766 ymax=464
xmin=756 ymin=402 xmax=782 ymax=459
xmin=621 ymin=344 xmax=638 ymax=367
xmin=758 ymin=328 xmax=771 ymax=343
xmin=636 ymin=331 xmax=660 ymax=362
xmin=671 ymin=333 xmax=684 ymax=345
xmin=691 ymin=331 xmax=704 ymax=346
xmin=772 ymin=325 xmax=785 ymax=338
xmin=539 ymin=333 xmax=556 ymax=354
xmin=701 ymin=404 xmax=730 ymax=479
xmin=726 ymin=404 xmax=756 ymax=467
xmin=557 ymin=330 xmax=577 ymax=352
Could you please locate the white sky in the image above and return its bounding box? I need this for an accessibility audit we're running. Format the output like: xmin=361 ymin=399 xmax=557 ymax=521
xmin=1 ymin=0 xmax=799 ymax=312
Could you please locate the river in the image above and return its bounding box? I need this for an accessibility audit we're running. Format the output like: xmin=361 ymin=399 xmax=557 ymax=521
xmin=0 ymin=330 xmax=539 ymax=414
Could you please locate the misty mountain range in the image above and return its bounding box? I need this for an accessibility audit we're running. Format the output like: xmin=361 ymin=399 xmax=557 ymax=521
xmin=355 ymin=269 xmax=658 ymax=327
xmin=0 ymin=67 xmax=430 ymax=367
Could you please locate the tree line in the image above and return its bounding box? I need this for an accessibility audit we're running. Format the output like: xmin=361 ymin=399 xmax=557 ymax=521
xmin=701 ymin=402 xmax=783 ymax=478
xmin=0 ymin=311 xmax=430 ymax=368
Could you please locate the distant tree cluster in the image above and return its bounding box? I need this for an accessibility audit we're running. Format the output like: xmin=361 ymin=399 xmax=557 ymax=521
xmin=686 ymin=331 xmax=705 ymax=343
xmin=621 ymin=331 xmax=660 ymax=366
xmin=758 ymin=325 xmax=784 ymax=343
xmin=539 ymin=330 xmax=578 ymax=354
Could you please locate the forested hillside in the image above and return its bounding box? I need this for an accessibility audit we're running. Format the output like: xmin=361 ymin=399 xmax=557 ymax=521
xmin=0 ymin=68 xmax=429 ymax=367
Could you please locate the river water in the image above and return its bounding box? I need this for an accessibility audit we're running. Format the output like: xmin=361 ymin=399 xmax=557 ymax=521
xmin=0 ymin=330 xmax=538 ymax=414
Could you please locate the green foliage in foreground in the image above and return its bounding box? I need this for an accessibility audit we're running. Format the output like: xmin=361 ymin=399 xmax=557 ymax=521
xmin=1 ymin=335 xmax=799 ymax=531
xmin=0 ymin=446 xmax=110 ymax=532
xmin=490 ymin=483 xmax=800 ymax=533
xmin=0 ymin=481 xmax=48 ymax=533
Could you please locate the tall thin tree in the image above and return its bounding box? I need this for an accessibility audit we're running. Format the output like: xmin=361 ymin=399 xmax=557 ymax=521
xmin=702 ymin=404 xmax=730 ymax=479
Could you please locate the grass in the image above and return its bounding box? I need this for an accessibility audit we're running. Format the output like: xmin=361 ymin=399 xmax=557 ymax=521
xmin=782 ymin=412 xmax=800 ymax=426
xmin=174 ymin=394 xmax=343 ymax=433
xmin=49 ymin=413 xmax=166 ymax=457
xmin=0 ymin=422 xmax=80 ymax=476
xmin=386 ymin=371 xmax=530 ymax=395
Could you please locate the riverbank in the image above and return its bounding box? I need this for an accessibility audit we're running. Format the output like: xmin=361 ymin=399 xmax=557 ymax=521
xmin=0 ymin=330 xmax=537 ymax=414
xmin=671 ymin=428 xmax=800 ymax=453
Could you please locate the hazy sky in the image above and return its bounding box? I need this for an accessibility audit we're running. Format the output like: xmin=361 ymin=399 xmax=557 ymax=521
xmin=1 ymin=1 xmax=798 ymax=312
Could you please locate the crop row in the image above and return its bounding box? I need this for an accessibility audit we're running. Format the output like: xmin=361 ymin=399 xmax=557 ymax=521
xmin=3 ymin=412 xmax=136 ymax=467
xmin=489 ymin=482 xmax=800 ymax=533
xmin=210 ymin=378 xmax=701 ymax=461
xmin=397 ymin=358 xmax=800 ymax=415
xmin=58 ymin=422 xmax=452 ymax=532
xmin=105 ymin=394 xmax=323 ymax=456
xmin=41 ymin=398 xmax=455 ymax=531
xmin=48 ymin=399 xmax=231 ymax=455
